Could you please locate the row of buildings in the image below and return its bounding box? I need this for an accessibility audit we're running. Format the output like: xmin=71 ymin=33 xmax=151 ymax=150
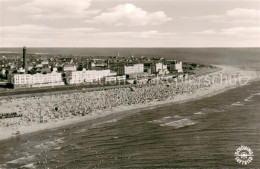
xmin=8 ymin=61 xmax=182 ymax=88
xmin=6 ymin=47 xmax=183 ymax=88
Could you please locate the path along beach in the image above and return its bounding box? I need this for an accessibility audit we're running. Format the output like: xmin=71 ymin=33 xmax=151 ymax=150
xmin=0 ymin=65 xmax=259 ymax=141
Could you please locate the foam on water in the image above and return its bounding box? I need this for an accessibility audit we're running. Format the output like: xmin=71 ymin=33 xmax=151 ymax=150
xmin=150 ymin=115 xmax=186 ymax=124
xmin=54 ymin=146 xmax=62 ymax=150
xmin=33 ymin=138 xmax=64 ymax=150
xmin=244 ymin=92 xmax=260 ymax=102
xmin=163 ymin=116 xmax=172 ymax=119
xmin=160 ymin=118 xmax=196 ymax=128
xmin=231 ymin=102 xmax=244 ymax=106
xmin=213 ymin=109 xmax=225 ymax=113
xmin=150 ymin=117 xmax=172 ymax=124
xmin=45 ymin=140 xmax=56 ymax=146
xmin=147 ymin=106 xmax=156 ymax=110
xmin=74 ymin=128 xmax=87 ymax=134
xmin=194 ymin=112 xmax=204 ymax=115
xmin=69 ymin=143 xmax=83 ymax=150
xmin=6 ymin=155 xmax=35 ymax=164
xmin=21 ymin=162 xmax=36 ymax=169
xmin=34 ymin=143 xmax=49 ymax=149
xmin=205 ymin=108 xmax=225 ymax=113
xmin=244 ymin=95 xmax=254 ymax=102
xmin=0 ymin=164 xmax=7 ymax=168
xmin=4 ymin=153 xmax=11 ymax=158
xmin=173 ymin=115 xmax=182 ymax=118
xmin=93 ymin=118 xmax=119 ymax=127
xmin=55 ymin=137 xmax=65 ymax=144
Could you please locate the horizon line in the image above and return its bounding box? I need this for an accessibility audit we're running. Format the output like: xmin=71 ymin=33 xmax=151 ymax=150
xmin=1 ymin=47 xmax=260 ymax=48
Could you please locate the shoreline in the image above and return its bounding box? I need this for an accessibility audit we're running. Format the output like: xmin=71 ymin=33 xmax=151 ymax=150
xmin=0 ymin=65 xmax=259 ymax=141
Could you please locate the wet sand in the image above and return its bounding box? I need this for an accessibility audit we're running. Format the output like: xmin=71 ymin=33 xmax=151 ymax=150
xmin=0 ymin=65 xmax=258 ymax=141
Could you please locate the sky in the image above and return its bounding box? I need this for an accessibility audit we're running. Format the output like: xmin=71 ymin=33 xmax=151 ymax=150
xmin=0 ymin=0 xmax=260 ymax=47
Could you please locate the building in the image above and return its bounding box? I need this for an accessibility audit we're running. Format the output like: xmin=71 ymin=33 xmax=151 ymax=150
xmin=8 ymin=71 xmax=65 ymax=88
xmin=17 ymin=67 xmax=25 ymax=73
xmin=41 ymin=60 xmax=49 ymax=68
xmin=27 ymin=66 xmax=33 ymax=71
xmin=41 ymin=60 xmax=49 ymax=65
xmin=87 ymin=61 xmax=95 ymax=70
xmin=156 ymin=62 xmax=169 ymax=75
xmin=105 ymin=75 xmax=126 ymax=83
xmin=105 ymin=76 xmax=117 ymax=82
xmin=169 ymin=60 xmax=183 ymax=73
xmin=144 ymin=62 xmax=169 ymax=75
xmin=66 ymin=69 xmax=117 ymax=84
xmin=36 ymin=64 xmax=43 ymax=68
xmin=63 ymin=65 xmax=77 ymax=71
xmin=116 ymin=75 xmax=126 ymax=81
xmin=118 ymin=64 xmax=144 ymax=75
xmin=155 ymin=63 xmax=167 ymax=73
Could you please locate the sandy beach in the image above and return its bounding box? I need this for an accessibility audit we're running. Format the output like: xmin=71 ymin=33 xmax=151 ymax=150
xmin=0 ymin=65 xmax=258 ymax=141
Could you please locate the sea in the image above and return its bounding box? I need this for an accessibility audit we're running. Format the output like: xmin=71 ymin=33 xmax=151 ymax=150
xmin=0 ymin=48 xmax=259 ymax=168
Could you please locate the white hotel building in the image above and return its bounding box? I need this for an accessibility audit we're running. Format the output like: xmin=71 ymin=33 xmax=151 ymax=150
xmin=66 ymin=69 xmax=117 ymax=84
xmin=8 ymin=71 xmax=65 ymax=88
xmin=118 ymin=64 xmax=144 ymax=75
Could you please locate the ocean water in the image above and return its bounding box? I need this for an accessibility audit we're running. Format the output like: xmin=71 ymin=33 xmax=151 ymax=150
xmin=0 ymin=48 xmax=260 ymax=168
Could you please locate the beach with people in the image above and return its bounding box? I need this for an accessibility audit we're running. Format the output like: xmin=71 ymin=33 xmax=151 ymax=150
xmin=0 ymin=65 xmax=258 ymax=141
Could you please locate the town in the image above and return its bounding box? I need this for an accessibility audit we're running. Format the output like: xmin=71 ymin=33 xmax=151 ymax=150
xmin=0 ymin=47 xmax=197 ymax=90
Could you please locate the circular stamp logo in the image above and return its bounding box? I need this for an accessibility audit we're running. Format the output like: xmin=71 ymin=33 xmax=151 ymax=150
xmin=235 ymin=145 xmax=254 ymax=165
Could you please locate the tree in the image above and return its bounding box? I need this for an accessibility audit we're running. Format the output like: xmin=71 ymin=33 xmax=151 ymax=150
xmin=77 ymin=65 xmax=83 ymax=71
xmin=57 ymin=67 xmax=63 ymax=72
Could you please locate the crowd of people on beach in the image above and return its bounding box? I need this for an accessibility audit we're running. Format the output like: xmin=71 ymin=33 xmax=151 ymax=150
xmin=0 ymin=112 xmax=22 ymax=119
xmin=0 ymin=68 xmax=242 ymax=127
